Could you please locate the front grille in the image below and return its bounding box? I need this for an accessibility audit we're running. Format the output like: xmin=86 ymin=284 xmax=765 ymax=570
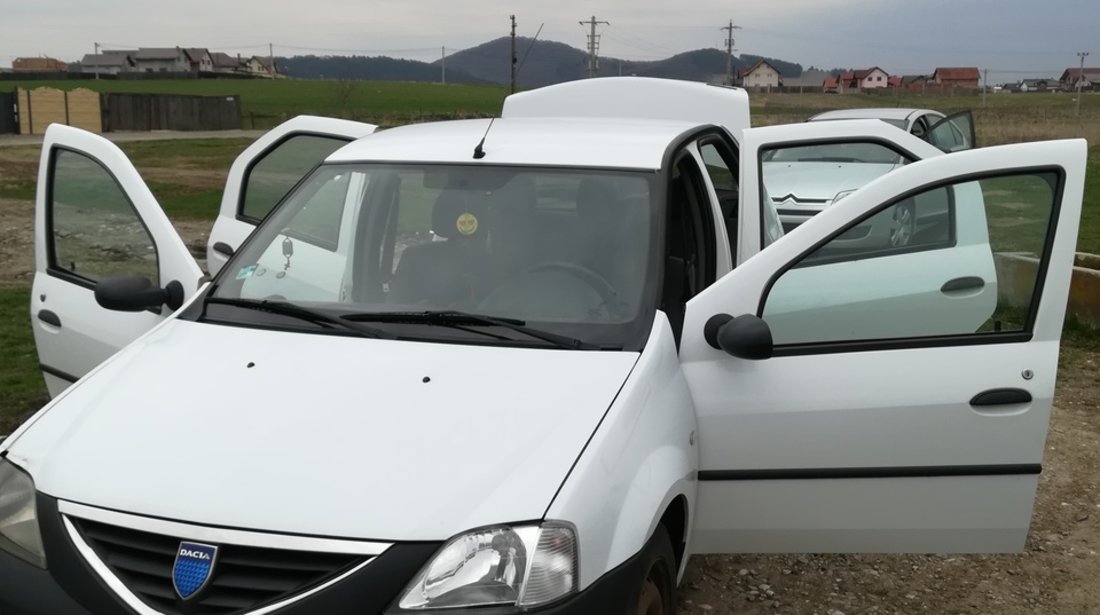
xmin=70 ymin=517 xmax=367 ymax=615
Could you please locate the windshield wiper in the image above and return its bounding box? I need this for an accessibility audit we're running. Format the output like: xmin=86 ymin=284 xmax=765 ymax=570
xmin=204 ymin=298 xmax=392 ymax=339
xmin=341 ymin=310 xmax=610 ymax=350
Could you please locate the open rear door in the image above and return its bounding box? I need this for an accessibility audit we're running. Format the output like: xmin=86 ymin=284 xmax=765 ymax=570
xmin=206 ymin=116 xmax=376 ymax=275
xmin=684 ymin=139 xmax=1086 ymax=553
xmin=32 ymin=125 xmax=204 ymax=396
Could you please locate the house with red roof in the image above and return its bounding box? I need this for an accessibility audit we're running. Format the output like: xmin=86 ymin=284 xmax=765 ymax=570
xmin=838 ymin=67 xmax=890 ymax=91
xmin=932 ymin=67 xmax=980 ymax=89
xmin=739 ymin=60 xmax=782 ymax=89
xmin=1059 ymin=67 xmax=1100 ymax=91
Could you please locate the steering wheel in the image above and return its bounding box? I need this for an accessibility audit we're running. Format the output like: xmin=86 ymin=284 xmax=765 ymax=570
xmin=521 ymin=261 xmax=623 ymax=317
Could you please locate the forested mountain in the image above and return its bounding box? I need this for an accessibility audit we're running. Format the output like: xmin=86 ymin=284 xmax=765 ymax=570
xmin=277 ymin=37 xmax=804 ymax=87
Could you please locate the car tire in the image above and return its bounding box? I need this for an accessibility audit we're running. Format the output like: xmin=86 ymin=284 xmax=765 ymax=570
xmin=889 ymin=202 xmax=916 ymax=247
xmin=628 ymin=525 xmax=677 ymax=615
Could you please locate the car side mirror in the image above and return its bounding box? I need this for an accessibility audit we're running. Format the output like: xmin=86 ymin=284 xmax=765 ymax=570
xmin=704 ymin=313 xmax=774 ymax=360
xmin=95 ymin=277 xmax=185 ymax=312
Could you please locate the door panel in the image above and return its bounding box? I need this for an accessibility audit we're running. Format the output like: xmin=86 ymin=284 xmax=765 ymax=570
xmin=684 ymin=139 xmax=1086 ymax=553
xmin=206 ymin=116 xmax=376 ymax=276
xmin=32 ymin=125 xmax=203 ymax=395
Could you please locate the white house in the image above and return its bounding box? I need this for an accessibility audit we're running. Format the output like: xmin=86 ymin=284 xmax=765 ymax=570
xmin=739 ymin=60 xmax=782 ymax=89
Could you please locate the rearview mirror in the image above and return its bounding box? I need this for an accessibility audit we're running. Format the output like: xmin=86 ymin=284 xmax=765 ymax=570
xmin=95 ymin=277 xmax=185 ymax=312
xmin=704 ymin=313 xmax=774 ymax=360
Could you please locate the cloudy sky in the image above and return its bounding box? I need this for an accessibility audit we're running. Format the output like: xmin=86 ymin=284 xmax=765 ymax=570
xmin=2 ymin=0 xmax=1096 ymax=82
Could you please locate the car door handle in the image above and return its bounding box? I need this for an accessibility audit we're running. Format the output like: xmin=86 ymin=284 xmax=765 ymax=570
xmin=38 ymin=310 xmax=62 ymax=327
xmin=213 ymin=242 xmax=236 ymax=257
xmin=970 ymin=388 xmax=1032 ymax=407
xmin=941 ymin=276 xmax=985 ymax=294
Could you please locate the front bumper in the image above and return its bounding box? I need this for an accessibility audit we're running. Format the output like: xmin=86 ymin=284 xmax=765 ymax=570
xmin=0 ymin=495 xmax=645 ymax=615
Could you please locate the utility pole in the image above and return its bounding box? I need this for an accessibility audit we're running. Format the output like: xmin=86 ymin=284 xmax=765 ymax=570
xmin=510 ymin=15 xmax=518 ymax=93
xmin=94 ymin=42 xmax=100 ymax=80
xmin=1077 ymin=51 xmax=1090 ymax=117
xmin=441 ymin=46 xmax=446 ymax=85
xmin=269 ymin=42 xmax=275 ymax=79
xmin=578 ymin=15 xmax=609 ymax=78
xmin=721 ymin=19 xmax=741 ymax=86
xmin=982 ymin=68 xmax=988 ymax=107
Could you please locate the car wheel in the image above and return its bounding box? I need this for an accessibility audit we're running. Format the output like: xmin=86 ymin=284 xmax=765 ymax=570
xmin=889 ymin=202 xmax=915 ymax=247
xmin=629 ymin=525 xmax=676 ymax=615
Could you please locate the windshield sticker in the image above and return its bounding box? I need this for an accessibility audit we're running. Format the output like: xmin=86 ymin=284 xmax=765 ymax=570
xmin=456 ymin=212 xmax=478 ymax=236
xmin=235 ymin=265 xmax=258 ymax=280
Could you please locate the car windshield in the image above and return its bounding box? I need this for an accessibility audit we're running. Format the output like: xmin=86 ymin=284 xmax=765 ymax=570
xmin=205 ymin=163 xmax=657 ymax=350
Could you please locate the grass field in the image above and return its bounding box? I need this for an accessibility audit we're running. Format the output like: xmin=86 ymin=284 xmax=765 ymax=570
xmin=0 ymin=79 xmax=508 ymax=128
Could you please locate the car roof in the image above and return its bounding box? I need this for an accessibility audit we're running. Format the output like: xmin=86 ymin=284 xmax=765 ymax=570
xmin=808 ymin=108 xmax=941 ymax=122
xmin=326 ymin=117 xmax=707 ymax=170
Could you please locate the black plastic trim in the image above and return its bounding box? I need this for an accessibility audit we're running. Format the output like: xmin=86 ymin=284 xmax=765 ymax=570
xmin=970 ymin=388 xmax=1033 ymax=406
xmin=699 ymin=463 xmax=1042 ymax=481
xmin=211 ymin=241 xmax=235 ymax=257
xmin=38 ymin=364 xmax=78 ymax=383
xmin=941 ymin=276 xmax=986 ymax=293
xmin=37 ymin=310 xmax=61 ymax=327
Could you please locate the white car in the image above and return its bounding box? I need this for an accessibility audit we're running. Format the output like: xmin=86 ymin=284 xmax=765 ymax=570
xmin=0 ymin=77 xmax=1086 ymax=615
xmin=767 ymin=107 xmax=977 ymax=242
xmin=808 ymin=107 xmax=975 ymax=151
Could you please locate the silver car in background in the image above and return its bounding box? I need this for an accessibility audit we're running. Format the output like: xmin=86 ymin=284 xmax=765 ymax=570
xmin=764 ymin=107 xmax=976 ymax=247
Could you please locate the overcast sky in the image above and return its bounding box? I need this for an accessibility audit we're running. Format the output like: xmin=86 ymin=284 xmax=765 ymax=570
xmin=3 ymin=0 xmax=1096 ymax=83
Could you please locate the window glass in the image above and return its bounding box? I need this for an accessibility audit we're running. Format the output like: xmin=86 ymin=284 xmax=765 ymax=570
xmin=240 ymin=135 xmax=348 ymax=221
xmin=284 ymin=170 xmax=351 ymax=251
xmin=50 ymin=150 xmax=157 ymax=283
xmin=761 ymin=172 xmax=1056 ymax=345
xmin=761 ymin=141 xmax=913 ymax=233
xmin=216 ymin=164 xmax=655 ymax=349
xmin=699 ymin=143 xmax=736 ymax=192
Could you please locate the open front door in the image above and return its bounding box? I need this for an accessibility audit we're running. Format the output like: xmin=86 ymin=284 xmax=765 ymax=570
xmin=206 ymin=116 xmax=376 ymax=275
xmin=684 ymin=139 xmax=1086 ymax=553
xmin=927 ymin=110 xmax=977 ymax=152
xmin=32 ymin=125 xmax=204 ymax=396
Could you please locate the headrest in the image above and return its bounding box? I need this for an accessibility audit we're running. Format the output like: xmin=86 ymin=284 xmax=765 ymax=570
xmin=432 ymin=192 xmax=485 ymax=240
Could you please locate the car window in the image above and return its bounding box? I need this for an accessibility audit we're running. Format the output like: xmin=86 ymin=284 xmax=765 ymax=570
xmin=49 ymin=149 xmax=158 ymax=284
xmin=240 ymin=134 xmax=350 ymax=222
xmin=214 ymin=164 xmax=658 ymax=350
xmin=761 ymin=171 xmax=1059 ymax=346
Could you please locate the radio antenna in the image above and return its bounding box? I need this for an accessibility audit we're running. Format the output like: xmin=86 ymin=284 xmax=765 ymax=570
xmin=473 ymin=117 xmax=496 ymax=159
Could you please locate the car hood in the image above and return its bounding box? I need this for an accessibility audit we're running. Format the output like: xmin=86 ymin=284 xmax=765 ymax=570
xmin=762 ymin=161 xmax=901 ymax=207
xmin=7 ymin=319 xmax=639 ymax=540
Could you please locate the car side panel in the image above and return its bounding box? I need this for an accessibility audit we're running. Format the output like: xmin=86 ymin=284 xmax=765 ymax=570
xmin=544 ymin=314 xmax=698 ymax=588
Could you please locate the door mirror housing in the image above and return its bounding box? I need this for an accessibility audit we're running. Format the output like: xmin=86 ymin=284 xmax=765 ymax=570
xmin=704 ymin=313 xmax=774 ymax=360
xmin=95 ymin=277 xmax=185 ymax=312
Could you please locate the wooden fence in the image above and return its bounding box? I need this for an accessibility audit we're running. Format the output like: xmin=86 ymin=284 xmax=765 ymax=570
xmin=102 ymin=93 xmax=241 ymax=132
xmin=9 ymin=88 xmax=242 ymax=134
xmin=16 ymin=87 xmax=102 ymax=134
xmin=0 ymin=91 xmax=15 ymax=134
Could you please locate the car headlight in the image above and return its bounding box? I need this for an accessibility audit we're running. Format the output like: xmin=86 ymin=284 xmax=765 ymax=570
xmin=0 ymin=458 xmax=46 ymax=568
xmin=397 ymin=523 xmax=577 ymax=610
